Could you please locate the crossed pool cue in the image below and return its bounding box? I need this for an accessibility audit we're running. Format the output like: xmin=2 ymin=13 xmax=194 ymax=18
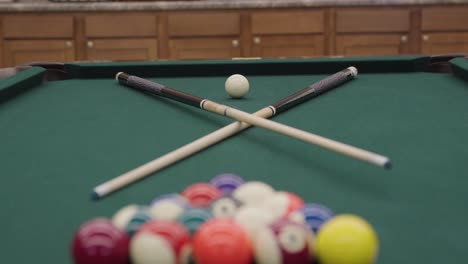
xmin=92 ymin=67 xmax=391 ymax=200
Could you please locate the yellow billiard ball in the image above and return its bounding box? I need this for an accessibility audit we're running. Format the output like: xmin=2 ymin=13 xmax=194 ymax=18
xmin=315 ymin=214 xmax=379 ymax=264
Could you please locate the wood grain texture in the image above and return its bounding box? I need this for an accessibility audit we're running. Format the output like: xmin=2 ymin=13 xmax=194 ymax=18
xmin=422 ymin=7 xmax=468 ymax=31
xmin=86 ymin=38 xmax=158 ymax=61
xmin=336 ymin=8 xmax=410 ymax=33
xmin=421 ymin=33 xmax=468 ymax=54
xmin=3 ymin=15 xmax=74 ymax=39
xmin=336 ymin=34 xmax=406 ymax=56
xmin=251 ymin=10 xmax=324 ymax=34
xmin=169 ymin=37 xmax=240 ymax=59
xmin=4 ymin=39 xmax=75 ymax=66
xmin=168 ymin=11 xmax=240 ymax=37
xmin=85 ymin=14 xmax=157 ymax=37
xmin=251 ymin=35 xmax=325 ymax=58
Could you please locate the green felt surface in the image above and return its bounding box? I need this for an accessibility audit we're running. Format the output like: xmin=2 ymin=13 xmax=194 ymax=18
xmin=0 ymin=57 xmax=468 ymax=264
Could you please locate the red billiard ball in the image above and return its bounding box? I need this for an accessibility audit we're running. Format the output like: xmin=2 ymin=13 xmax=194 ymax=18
xmin=193 ymin=218 xmax=253 ymax=264
xmin=253 ymin=219 xmax=313 ymax=264
xmin=130 ymin=220 xmax=191 ymax=264
xmin=181 ymin=182 xmax=222 ymax=207
xmin=71 ymin=218 xmax=129 ymax=264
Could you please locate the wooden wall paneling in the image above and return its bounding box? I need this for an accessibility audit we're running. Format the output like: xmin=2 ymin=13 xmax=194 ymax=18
xmin=421 ymin=33 xmax=468 ymax=54
xmin=336 ymin=8 xmax=410 ymax=33
xmin=251 ymin=10 xmax=324 ymax=35
xmin=336 ymin=34 xmax=406 ymax=56
xmin=168 ymin=11 xmax=240 ymax=37
xmin=169 ymin=37 xmax=241 ymax=60
xmin=86 ymin=38 xmax=157 ymax=61
xmin=422 ymin=7 xmax=468 ymax=32
xmin=85 ymin=13 xmax=157 ymax=38
xmin=240 ymin=10 xmax=252 ymax=57
xmin=325 ymin=8 xmax=336 ymax=56
xmin=409 ymin=7 xmax=422 ymax=54
xmin=4 ymin=40 xmax=75 ymax=67
xmin=3 ymin=15 xmax=74 ymax=39
xmin=251 ymin=35 xmax=324 ymax=58
xmin=158 ymin=12 xmax=169 ymax=59
xmin=75 ymin=14 xmax=86 ymax=61
xmin=0 ymin=16 xmax=3 ymax=67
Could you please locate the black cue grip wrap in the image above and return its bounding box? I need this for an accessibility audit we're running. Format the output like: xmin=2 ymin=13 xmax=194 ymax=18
xmin=271 ymin=67 xmax=358 ymax=114
xmin=116 ymin=72 xmax=203 ymax=108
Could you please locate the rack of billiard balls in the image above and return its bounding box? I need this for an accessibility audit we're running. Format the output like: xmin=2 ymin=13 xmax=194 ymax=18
xmin=71 ymin=173 xmax=379 ymax=264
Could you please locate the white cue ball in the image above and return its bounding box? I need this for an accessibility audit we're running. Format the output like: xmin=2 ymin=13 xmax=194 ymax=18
xmin=225 ymin=74 xmax=250 ymax=98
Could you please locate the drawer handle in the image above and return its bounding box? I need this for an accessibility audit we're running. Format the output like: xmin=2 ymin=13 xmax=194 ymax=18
xmin=422 ymin=35 xmax=429 ymax=42
xmin=400 ymin=35 xmax=408 ymax=43
xmin=253 ymin=37 xmax=261 ymax=44
xmin=232 ymin=39 xmax=239 ymax=47
xmin=66 ymin=41 xmax=73 ymax=48
xmin=87 ymin=41 xmax=94 ymax=48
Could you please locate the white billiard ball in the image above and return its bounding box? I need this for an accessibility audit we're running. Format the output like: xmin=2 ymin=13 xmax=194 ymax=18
xmin=225 ymin=74 xmax=250 ymax=98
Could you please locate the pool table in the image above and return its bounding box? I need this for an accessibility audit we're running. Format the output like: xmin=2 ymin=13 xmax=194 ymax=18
xmin=1 ymin=56 xmax=468 ymax=264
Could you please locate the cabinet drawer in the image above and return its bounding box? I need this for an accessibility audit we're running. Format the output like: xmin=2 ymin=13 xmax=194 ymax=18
xmin=168 ymin=12 xmax=240 ymax=37
xmin=336 ymin=34 xmax=408 ymax=56
xmin=169 ymin=37 xmax=241 ymax=59
xmin=4 ymin=40 xmax=75 ymax=66
xmin=422 ymin=7 xmax=468 ymax=31
xmin=336 ymin=9 xmax=409 ymax=33
xmin=251 ymin=10 xmax=324 ymax=34
xmin=3 ymin=15 xmax=74 ymax=39
xmin=85 ymin=14 xmax=157 ymax=37
xmin=86 ymin=38 xmax=158 ymax=61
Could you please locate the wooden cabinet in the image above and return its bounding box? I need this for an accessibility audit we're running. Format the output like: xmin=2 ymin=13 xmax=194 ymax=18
xmin=421 ymin=7 xmax=468 ymax=54
xmin=335 ymin=9 xmax=410 ymax=56
xmin=250 ymin=10 xmax=325 ymax=57
xmin=421 ymin=33 xmax=468 ymax=54
xmin=0 ymin=5 xmax=468 ymax=66
xmin=2 ymin=15 xmax=75 ymax=66
xmin=85 ymin=39 xmax=158 ymax=61
xmin=84 ymin=14 xmax=158 ymax=61
xmin=167 ymin=12 xmax=241 ymax=60
xmin=336 ymin=35 xmax=408 ymax=56
xmin=4 ymin=40 xmax=75 ymax=66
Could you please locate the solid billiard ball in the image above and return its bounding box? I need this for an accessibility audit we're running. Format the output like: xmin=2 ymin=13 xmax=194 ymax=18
xmin=193 ymin=219 xmax=253 ymax=264
xmin=71 ymin=218 xmax=129 ymax=264
xmin=181 ymin=182 xmax=222 ymax=207
xmin=225 ymin=74 xmax=250 ymax=98
xmin=111 ymin=204 xmax=153 ymax=237
xmin=209 ymin=194 xmax=242 ymax=218
xmin=209 ymin=173 xmax=245 ymax=194
xmin=253 ymin=220 xmax=313 ymax=264
xmin=130 ymin=220 xmax=191 ymax=264
xmin=260 ymin=191 xmax=304 ymax=221
xmin=234 ymin=205 xmax=276 ymax=241
xmin=149 ymin=193 xmax=190 ymax=221
xmin=288 ymin=203 xmax=334 ymax=234
xmin=176 ymin=207 xmax=213 ymax=235
xmin=232 ymin=181 xmax=275 ymax=206
xmin=315 ymin=214 xmax=378 ymax=264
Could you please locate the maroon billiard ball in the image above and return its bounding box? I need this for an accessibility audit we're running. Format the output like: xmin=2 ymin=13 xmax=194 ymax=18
xmin=71 ymin=218 xmax=129 ymax=264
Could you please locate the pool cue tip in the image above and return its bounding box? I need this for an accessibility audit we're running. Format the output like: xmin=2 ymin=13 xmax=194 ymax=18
xmin=90 ymin=190 xmax=101 ymax=201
